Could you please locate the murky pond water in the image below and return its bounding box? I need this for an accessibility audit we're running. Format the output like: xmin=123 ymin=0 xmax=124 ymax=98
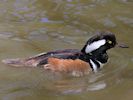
xmin=0 ymin=0 xmax=133 ymax=100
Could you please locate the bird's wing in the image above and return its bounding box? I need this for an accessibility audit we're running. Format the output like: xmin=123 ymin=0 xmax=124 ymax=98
xmin=2 ymin=49 xmax=81 ymax=67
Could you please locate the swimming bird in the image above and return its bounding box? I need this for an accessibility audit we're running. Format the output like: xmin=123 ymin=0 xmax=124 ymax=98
xmin=2 ymin=31 xmax=128 ymax=77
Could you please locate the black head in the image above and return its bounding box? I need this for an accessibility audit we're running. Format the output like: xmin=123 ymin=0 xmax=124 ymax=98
xmin=81 ymin=31 xmax=117 ymax=54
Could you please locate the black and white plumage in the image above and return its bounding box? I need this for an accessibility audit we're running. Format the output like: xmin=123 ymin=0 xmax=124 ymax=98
xmin=2 ymin=31 xmax=125 ymax=76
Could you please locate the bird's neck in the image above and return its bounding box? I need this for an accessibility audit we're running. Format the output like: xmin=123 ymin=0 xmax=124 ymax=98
xmin=79 ymin=52 xmax=108 ymax=72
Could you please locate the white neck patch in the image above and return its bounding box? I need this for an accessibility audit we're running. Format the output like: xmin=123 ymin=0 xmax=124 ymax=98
xmin=90 ymin=59 xmax=97 ymax=72
xmin=97 ymin=61 xmax=105 ymax=69
xmin=85 ymin=39 xmax=106 ymax=53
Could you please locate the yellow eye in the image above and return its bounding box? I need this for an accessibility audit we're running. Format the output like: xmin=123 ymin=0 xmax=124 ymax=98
xmin=107 ymin=40 xmax=112 ymax=44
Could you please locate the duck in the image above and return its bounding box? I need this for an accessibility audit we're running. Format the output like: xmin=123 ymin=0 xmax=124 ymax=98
xmin=2 ymin=31 xmax=128 ymax=77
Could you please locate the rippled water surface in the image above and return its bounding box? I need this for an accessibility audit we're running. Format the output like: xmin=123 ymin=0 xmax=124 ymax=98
xmin=0 ymin=0 xmax=133 ymax=100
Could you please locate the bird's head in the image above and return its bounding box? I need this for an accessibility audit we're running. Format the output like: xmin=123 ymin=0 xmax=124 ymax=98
xmin=81 ymin=31 xmax=118 ymax=54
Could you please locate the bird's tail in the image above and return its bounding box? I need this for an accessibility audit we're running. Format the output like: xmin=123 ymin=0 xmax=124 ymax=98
xmin=2 ymin=58 xmax=39 ymax=67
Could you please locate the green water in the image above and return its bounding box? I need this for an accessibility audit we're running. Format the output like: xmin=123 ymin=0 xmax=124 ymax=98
xmin=0 ymin=0 xmax=133 ymax=100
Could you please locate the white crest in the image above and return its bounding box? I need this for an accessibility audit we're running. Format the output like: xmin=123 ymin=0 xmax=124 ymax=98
xmin=85 ymin=39 xmax=106 ymax=53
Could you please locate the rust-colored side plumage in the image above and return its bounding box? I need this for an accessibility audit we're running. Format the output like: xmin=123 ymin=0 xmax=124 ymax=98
xmin=44 ymin=58 xmax=92 ymax=76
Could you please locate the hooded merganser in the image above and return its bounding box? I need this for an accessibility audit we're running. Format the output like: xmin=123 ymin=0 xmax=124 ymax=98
xmin=2 ymin=31 xmax=128 ymax=77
